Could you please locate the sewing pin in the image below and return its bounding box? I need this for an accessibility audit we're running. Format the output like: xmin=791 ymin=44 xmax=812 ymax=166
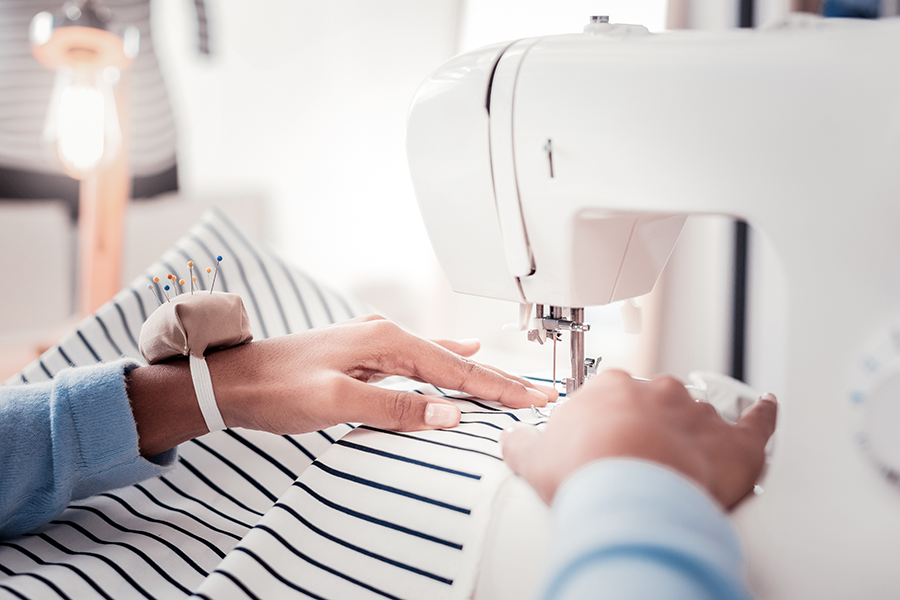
xmin=148 ymin=284 xmax=163 ymax=305
xmin=162 ymin=284 xmax=171 ymax=301
xmin=209 ymin=255 xmax=223 ymax=293
xmin=187 ymin=261 xmax=194 ymax=294
xmin=153 ymin=276 xmax=169 ymax=302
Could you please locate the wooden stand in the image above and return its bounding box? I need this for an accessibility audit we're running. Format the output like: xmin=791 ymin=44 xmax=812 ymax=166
xmin=77 ymin=76 xmax=131 ymax=316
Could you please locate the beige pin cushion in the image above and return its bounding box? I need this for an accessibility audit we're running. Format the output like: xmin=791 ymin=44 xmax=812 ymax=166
xmin=139 ymin=292 xmax=253 ymax=364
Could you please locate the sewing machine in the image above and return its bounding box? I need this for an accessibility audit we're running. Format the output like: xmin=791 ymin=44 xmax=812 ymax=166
xmin=407 ymin=15 xmax=900 ymax=599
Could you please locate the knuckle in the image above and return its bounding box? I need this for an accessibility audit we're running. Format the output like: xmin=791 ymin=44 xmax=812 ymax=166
xmin=385 ymin=391 xmax=415 ymax=429
xmin=653 ymin=375 xmax=688 ymax=398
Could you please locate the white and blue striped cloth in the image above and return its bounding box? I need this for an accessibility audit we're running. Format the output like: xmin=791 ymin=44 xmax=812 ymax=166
xmin=0 ymin=209 xmax=545 ymax=600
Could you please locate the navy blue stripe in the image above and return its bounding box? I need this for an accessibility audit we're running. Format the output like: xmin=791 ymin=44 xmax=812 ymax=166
xmin=76 ymin=331 xmax=102 ymax=362
xmin=327 ymin=287 xmax=356 ymax=321
xmin=188 ymin=234 xmax=230 ymax=292
xmin=292 ymin=480 xmax=463 ymax=549
xmin=57 ymin=346 xmax=75 ymax=368
xmin=0 ymin=584 xmax=32 ymax=600
xmin=0 ymin=542 xmax=111 ymax=599
xmin=261 ymin=525 xmax=412 ymax=599
xmin=357 ymin=426 xmax=501 ymax=460
xmin=295 ymin=268 xmax=334 ymax=324
xmin=456 ymin=397 xmax=502 ymax=412
xmin=190 ymin=439 xmax=278 ymax=503
xmin=461 ymin=410 xmax=521 ymax=422
xmin=44 ymin=520 xmax=193 ymax=595
xmin=267 ymin=248 xmax=313 ymax=330
xmin=94 ymin=315 xmax=123 ymax=356
xmin=213 ymin=210 xmax=292 ymax=335
xmin=130 ymin=288 xmax=148 ymax=322
xmin=177 ymin=457 xmax=266 ymax=516
xmin=438 ymin=428 xmax=502 ymax=446
xmin=114 ymin=301 xmax=141 ymax=351
xmin=336 ymin=439 xmax=481 ymax=480
xmin=135 ymin=481 xmax=247 ymax=537
xmin=269 ymin=505 xmax=454 ymax=585
xmin=207 ymin=569 xmax=263 ymax=600
xmin=19 ymin=373 xmax=27 ymax=384
xmin=318 ymin=429 xmax=335 ymax=443
xmin=458 ymin=419 xmax=504 ymax=431
xmin=224 ymin=430 xmax=297 ymax=479
xmin=201 ymin=222 xmax=268 ymax=338
xmin=66 ymin=504 xmax=209 ymax=576
xmin=281 ymin=435 xmax=316 ymax=461
xmin=312 ymin=461 xmax=471 ymax=514
xmin=230 ymin=547 xmax=330 ymax=600
xmin=39 ymin=360 xmax=53 ymax=379
xmin=29 ymin=532 xmax=156 ymax=599
xmin=98 ymin=492 xmax=227 ymax=558
xmin=0 ymin=564 xmax=71 ymax=600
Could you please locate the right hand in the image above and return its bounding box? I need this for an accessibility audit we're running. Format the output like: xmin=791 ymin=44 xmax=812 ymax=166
xmin=500 ymin=370 xmax=777 ymax=509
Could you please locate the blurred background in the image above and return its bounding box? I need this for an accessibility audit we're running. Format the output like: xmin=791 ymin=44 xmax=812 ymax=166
xmin=0 ymin=0 xmax=877 ymax=388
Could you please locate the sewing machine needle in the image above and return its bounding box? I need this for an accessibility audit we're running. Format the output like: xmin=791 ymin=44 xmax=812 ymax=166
xmin=552 ymin=335 xmax=557 ymax=389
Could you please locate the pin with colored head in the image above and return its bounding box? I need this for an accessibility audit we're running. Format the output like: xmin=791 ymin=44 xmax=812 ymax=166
xmin=209 ymin=255 xmax=223 ymax=293
xmin=188 ymin=261 xmax=194 ymax=294
xmin=162 ymin=284 xmax=171 ymax=301
xmin=148 ymin=284 xmax=163 ymax=305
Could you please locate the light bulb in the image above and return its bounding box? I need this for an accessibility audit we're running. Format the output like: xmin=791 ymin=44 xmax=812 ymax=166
xmin=44 ymin=58 xmax=121 ymax=179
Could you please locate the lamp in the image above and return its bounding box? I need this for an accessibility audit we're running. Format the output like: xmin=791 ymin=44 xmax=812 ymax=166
xmin=30 ymin=1 xmax=139 ymax=315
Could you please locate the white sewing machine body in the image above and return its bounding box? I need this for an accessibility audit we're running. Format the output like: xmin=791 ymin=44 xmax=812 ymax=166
xmin=408 ymin=17 xmax=900 ymax=599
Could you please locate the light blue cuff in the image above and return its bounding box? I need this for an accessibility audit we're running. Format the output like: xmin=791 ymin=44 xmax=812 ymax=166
xmin=542 ymin=459 xmax=752 ymax=600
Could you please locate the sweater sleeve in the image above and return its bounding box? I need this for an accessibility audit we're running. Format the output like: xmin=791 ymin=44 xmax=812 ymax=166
xmin=541 ymin=459 xmax=753 ymax=600
xmin=0 ymin=360 xmax=177 ymax=538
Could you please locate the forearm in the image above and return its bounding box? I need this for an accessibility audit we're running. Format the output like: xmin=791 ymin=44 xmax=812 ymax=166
xmin=0 ymin=360 xmax=175 ymax=538
xmin=543 ymin=459 xmax=752 ymax=600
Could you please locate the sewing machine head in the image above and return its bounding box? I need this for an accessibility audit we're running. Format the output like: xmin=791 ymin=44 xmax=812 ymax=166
xmin=406 ymin=18 xmax=688 ymax=392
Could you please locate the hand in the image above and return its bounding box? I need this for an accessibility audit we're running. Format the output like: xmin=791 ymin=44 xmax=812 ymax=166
xmin=500 ymin=369 xmax=777 ymax=509
xmin=128 ymin=315 xmax=557 ymax=456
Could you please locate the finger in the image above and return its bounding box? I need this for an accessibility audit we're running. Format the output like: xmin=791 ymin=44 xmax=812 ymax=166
xmin=735 ymin=393 xmax=778 ymax=445
xmin=500 ymin=424 xmax=543 ymax=476
xmin=329 ymin=314 xmax=386 ymax=328
xmin=339 ymin=378 xmax=461 ymax=431
xmin=385 ymin=333 xmax=556 ymax=408
xmin=432 ymin=338 xmax=480 ymax=358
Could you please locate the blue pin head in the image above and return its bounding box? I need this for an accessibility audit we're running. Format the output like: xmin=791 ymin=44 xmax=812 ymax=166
xmin=217 ymin=255 xmax=223 ymax=262
xmin=164 ymin=284 xmax=170 ymax=291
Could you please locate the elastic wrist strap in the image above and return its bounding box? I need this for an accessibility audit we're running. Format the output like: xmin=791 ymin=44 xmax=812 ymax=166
xmin=189 ymin=354 xmax=227 ymax=432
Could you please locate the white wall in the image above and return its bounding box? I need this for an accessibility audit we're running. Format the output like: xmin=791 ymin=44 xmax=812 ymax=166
xmin=152 ymin=0 xmax=462 ymax=336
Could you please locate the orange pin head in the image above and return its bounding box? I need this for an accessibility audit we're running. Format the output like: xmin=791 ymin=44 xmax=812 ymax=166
xmin=192 ymin=276 xmax=197 ymax=282
xmin=188 ymin=261 xmax=194 ymax=268
xmin=167 ymin=274 xmax=174 ymax=280
xmin=179 ymin=279 xmax=185 ymax=286
xmin=153 ymin=276 xmax=160 ymax=283
xmin=206 ymin=267 xmax=212 ymax=274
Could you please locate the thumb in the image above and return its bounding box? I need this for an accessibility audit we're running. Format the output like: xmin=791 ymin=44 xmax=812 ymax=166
xmin=735 ymin=392 xmax=778 ymax=446
xmin=500 ymin=424 xmax=543 ymax=477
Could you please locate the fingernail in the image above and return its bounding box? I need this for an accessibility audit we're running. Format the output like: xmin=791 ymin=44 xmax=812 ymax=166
xmin=425 ymin=403 xmax=460 ymax=427
xmin=527 ymin=386 xmax=550 ymax=402
xmin=532 ymin=383 xmax=558 ymax=398
xmin=759 ymin=392 xmax=777 ymax=404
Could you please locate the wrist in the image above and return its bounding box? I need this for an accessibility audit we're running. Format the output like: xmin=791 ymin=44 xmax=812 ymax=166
xmin=206 ymin=340 xmax=265 ymax=431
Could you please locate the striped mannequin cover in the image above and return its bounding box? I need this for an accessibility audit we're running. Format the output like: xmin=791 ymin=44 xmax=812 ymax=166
xmin=0 ymin=208 xmax=550 ymax=599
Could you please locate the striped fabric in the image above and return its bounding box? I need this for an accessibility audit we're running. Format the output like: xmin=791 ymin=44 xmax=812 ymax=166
xmin=0 ymin=208 xmax=548 ymax=599
xmin=0 ymin=0 xmax=210 ymax=178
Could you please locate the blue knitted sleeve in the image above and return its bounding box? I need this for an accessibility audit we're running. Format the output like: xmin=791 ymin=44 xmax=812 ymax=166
xmin=0 ymin=360 xmax=177 ymax=538
xmin=542 ymin=459 xmax=753 ymax=600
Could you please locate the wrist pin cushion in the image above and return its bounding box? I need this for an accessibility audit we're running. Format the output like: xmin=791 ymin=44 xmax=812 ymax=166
xmin=139 ymin=257 xmax=253 ymax=432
